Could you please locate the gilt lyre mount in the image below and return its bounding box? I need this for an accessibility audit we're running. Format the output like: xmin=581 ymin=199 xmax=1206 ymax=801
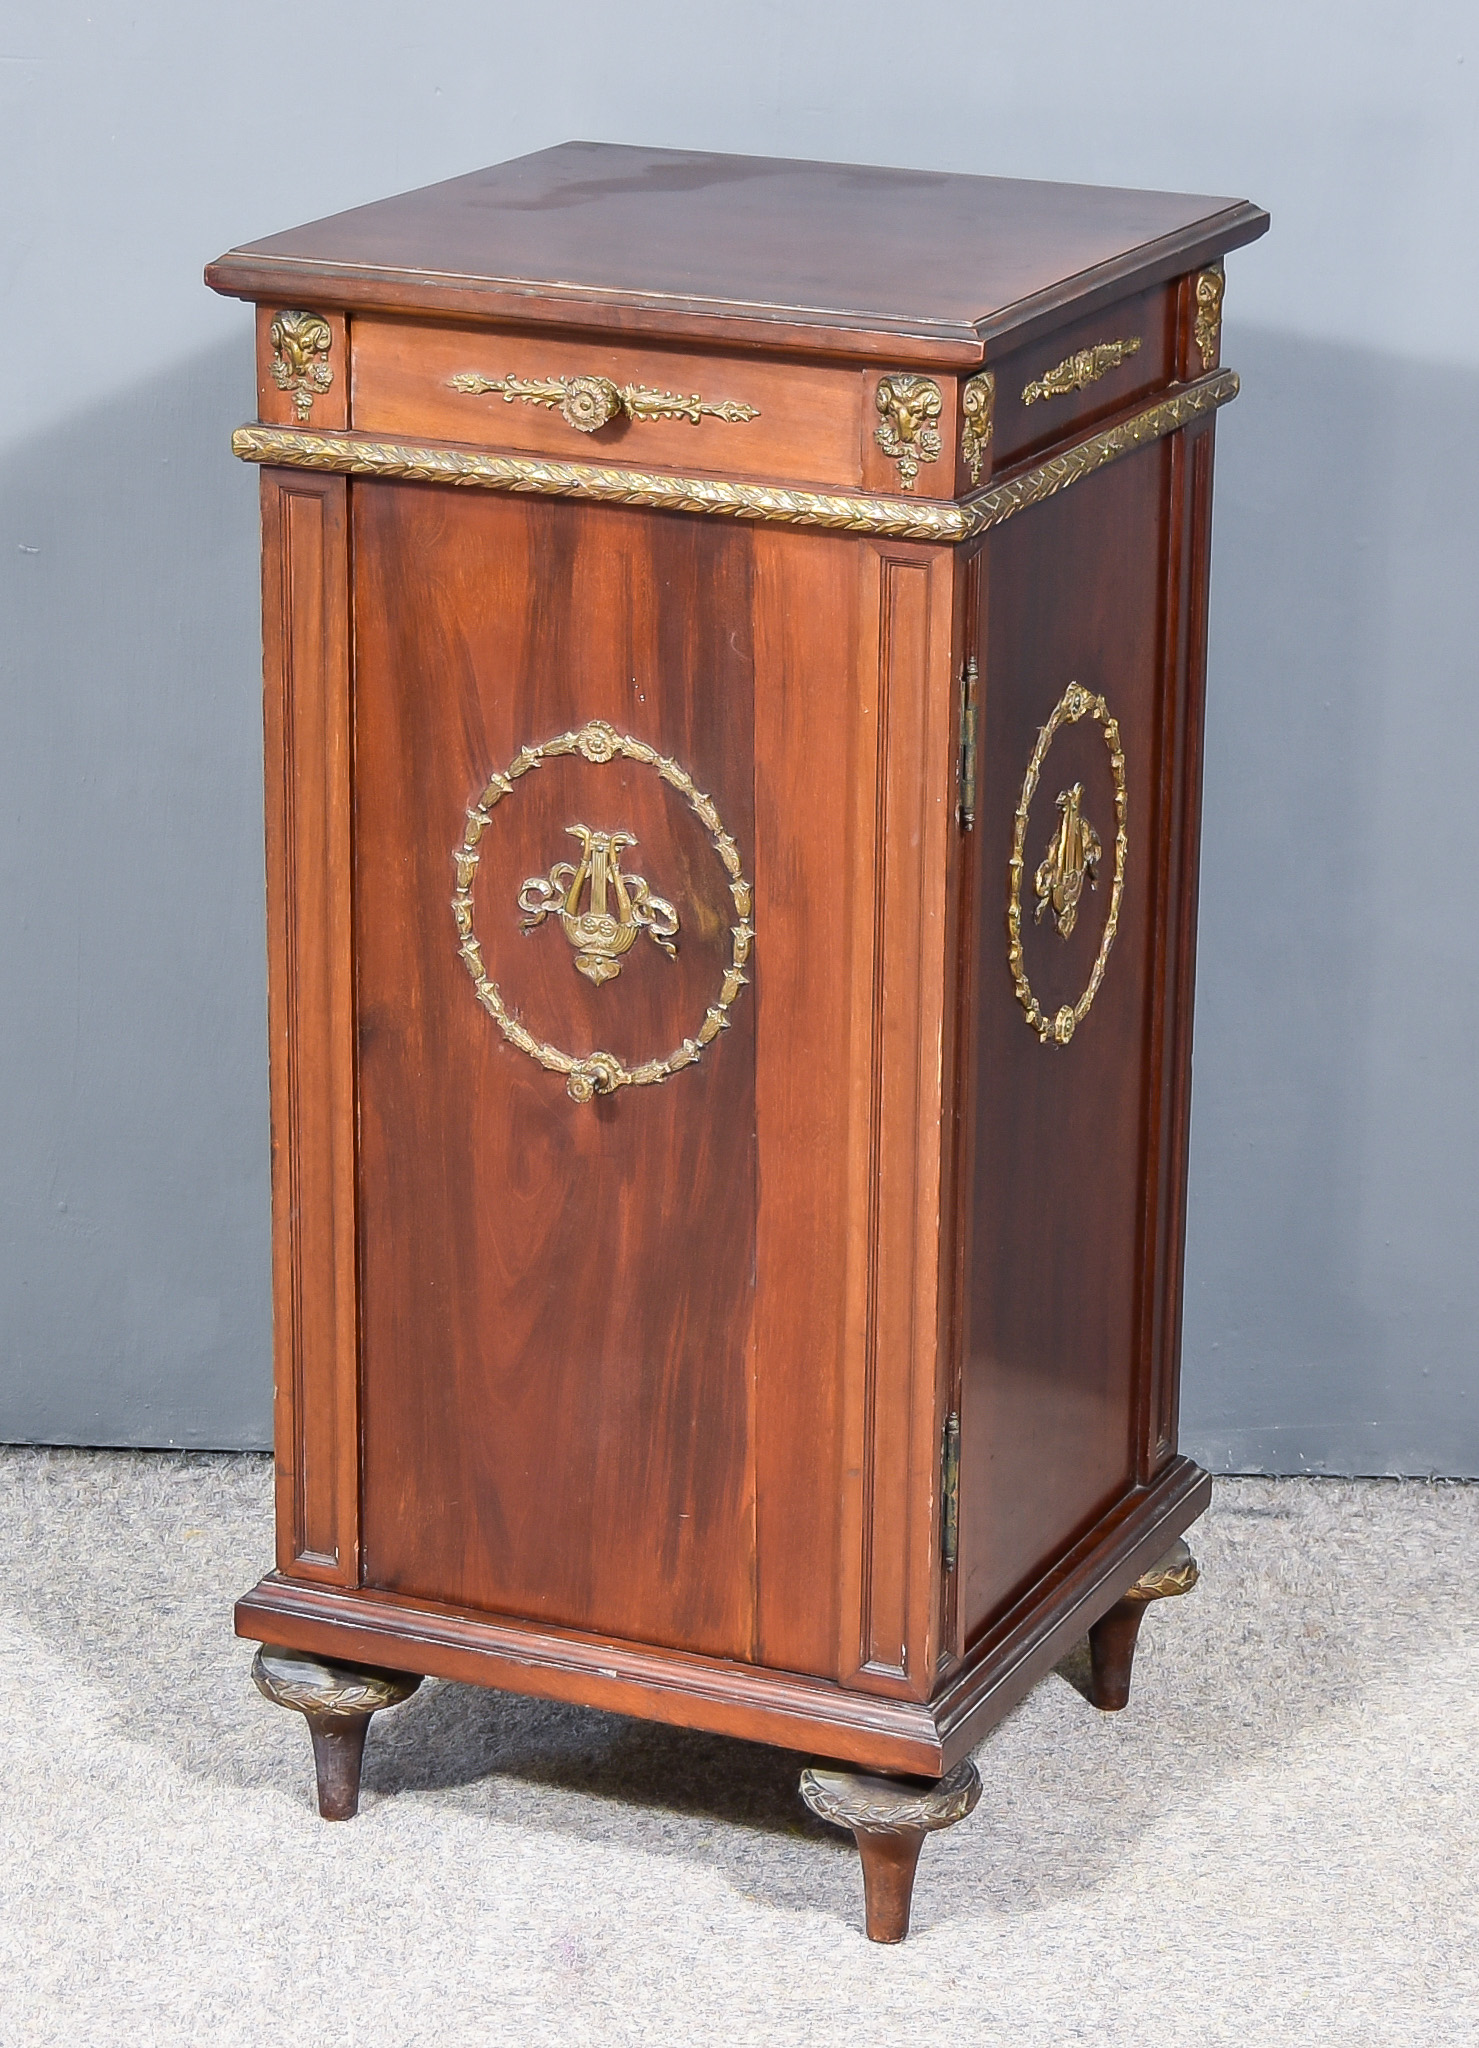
xmin=1007 ymin=682 xmax=1127 ymax=1047
xmin=518 ymin=825 xmax=679 ymax=985
xmin=453 ymin=720 xmax=753 ymax=1102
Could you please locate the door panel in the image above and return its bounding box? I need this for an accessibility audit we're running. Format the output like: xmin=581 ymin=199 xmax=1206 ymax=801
xmin=353 ymin=483 xmax=757 ymax=1658
xmin=962 ymin=444 xmax=1172 ymax=1637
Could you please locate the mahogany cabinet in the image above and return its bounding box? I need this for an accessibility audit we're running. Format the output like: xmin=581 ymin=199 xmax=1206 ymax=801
xmin=208 ymin=143 xmax=1267 ymax=1941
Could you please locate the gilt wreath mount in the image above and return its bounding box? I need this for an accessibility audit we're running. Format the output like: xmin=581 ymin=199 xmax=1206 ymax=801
xmin=1007 ymin=682 xmax=1128 ymax=1047
xmin=452 ymin=719 xmax=754 ymax=1102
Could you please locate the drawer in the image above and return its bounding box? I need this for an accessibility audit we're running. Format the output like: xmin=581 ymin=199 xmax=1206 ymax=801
xmin=969 ymin=282 xmax=1179 ymax=488
xmin=345 ymin=315 xmax=879 ymax=492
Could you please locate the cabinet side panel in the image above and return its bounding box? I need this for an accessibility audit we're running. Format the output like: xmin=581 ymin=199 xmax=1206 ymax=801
xmin=261 ymin=470 xmax=359 ymax=1582
xmin=962 ymin=445 xmax=1170 ymax=1636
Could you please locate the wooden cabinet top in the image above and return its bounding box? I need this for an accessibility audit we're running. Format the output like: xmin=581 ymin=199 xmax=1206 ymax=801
xmin=206 ymin=141 xmax=1267 ymax=366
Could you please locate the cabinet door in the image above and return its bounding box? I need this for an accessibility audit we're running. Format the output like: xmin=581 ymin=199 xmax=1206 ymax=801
xmin=348 ymin=478 xmax=958 ymax=1686
xmin=352 ymin=484 xmax=759 ymax=1657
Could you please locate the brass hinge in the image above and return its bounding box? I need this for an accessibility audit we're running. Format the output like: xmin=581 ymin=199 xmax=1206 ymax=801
xmin=941 ymin=1410 xmax=961 ymax=1573
xmin=957 ymin=657 xmax=978 ymax=830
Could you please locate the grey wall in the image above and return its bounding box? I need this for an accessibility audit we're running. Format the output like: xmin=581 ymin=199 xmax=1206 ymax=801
xmin=2 ymin=2 xmax=1475 ymax=1468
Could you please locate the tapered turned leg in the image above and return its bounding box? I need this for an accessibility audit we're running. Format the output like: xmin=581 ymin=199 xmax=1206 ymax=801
xmin=251 ymin=1644 xmax=421 ymax=1819
xmin=1087 ymin=1599 xmax=1149 ymax=1711
xmin=303 ymin=1714 xmax=371 ymax=1820
xmin=1088 ymin=1537 xmax=1199 ymax=1712
xmin=799 ymin=1759 xmax=981 ymax=1943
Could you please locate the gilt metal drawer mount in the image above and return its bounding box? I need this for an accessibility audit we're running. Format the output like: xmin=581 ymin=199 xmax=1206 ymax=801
xmin=452 ymin=371 xmax=759 ymax=432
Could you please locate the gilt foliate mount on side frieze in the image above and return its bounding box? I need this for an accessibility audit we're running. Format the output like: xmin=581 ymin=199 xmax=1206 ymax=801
xmin=1022 ymin=338 xmax=1141 ymax=407
xmin=1193 ymin=264 xmax=1225 ymax=372
xmin=453 ymin=720 xmax=753 ymax=1102
xmin=1007 ymin=681 xmax=1128 ymax=1047
xmin=269 ymin=311 xmax=334 ymax=420
xmin=874 ymin=374 xmax=942 ymax=490
xmin=960 ymin=372 xmax=995 ymax=487
xmin=452 ymin=371 xmax=759 ymax=433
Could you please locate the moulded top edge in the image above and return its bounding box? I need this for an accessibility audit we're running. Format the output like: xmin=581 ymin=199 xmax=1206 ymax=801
xmin=205 ymin=142 xmax=1269 ymax=365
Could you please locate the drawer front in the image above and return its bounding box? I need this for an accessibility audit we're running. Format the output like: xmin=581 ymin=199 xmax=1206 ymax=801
xmin=973 ymin=283 xmax=1178 ymax=485
xmin=347 ymin=315 xmax=872 ymax=490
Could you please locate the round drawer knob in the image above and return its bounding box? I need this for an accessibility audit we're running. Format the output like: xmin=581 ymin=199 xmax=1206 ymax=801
xmin=560 ymin=374 xmax=624 ymax=433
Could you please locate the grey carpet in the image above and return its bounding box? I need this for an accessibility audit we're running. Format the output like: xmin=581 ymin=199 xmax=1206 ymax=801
xmin=0 ymin=1450 xmax=1473 ymax=2046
